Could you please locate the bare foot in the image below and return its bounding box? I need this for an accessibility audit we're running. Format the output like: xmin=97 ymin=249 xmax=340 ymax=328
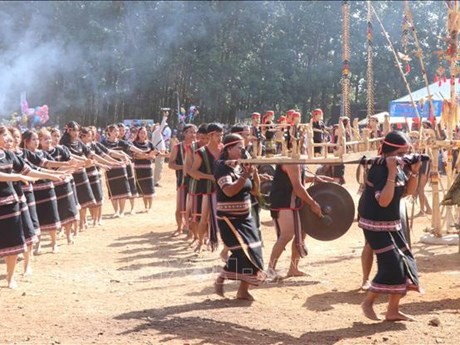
xmin=194 ymin=244 xmax=204 ymax=253
xmin=361 ymin=301 xmax=382 ymax=321
xmin=171 ymin=229 xmax=182 ymax=238
xmin=361 ymin=280 xmax=371 ymax=291
xmin=385 ymin=312 xmax=415 ymax=321
xmin=23 ymin=267 xmax=33 ymax=276
xmin=286 ymin=269 xmax=307 ymax=278
xmin=236 ymin=291 xmax=255 ymax=301
xmin=214 ymin=277 xmax=225 ymax=297
xmin=266 ymin=268 xmax=283 ymax=282
xmin=51 ymin=244 xmax=59 ymax=254
xmin=7 ymin=279 xmax=18 ymax=289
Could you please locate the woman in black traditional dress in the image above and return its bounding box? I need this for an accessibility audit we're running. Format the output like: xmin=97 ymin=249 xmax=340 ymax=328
xmin=213 ymin=133 xmax=266 ymax=300
xmin=59 ymin=122 xmax=97 ymax=232
xmin=102 ymin=124 xmax=152 ymax=217
xmin=0 ymin=128 xmax=39 ymax=288
xmin=359 ymin=131 xmax=422 ymax=321
xmin=50 ymin=128 xmax=81 ymax=235
xmin=117 ymin=123 xmax=138 ymax=215
xmin=21 ymin=130 xmax=74 ymax=254
xmin=38 ymin=128 xmax=81 ymax=244
xmin=132 ymin=126 xmax=157 ymax=213
xmin=80 ymin=126 xmax=121 ymax=225
xmin=7 ymin=127 xmax=41 ymax=272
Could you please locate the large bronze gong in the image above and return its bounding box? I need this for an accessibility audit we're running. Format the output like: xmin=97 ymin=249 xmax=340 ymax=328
xmin=299 ymin=182 xmax=355 ymax=241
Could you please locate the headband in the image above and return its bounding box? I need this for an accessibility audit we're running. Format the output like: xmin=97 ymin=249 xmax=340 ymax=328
xmin=382 ymin=140 xmax=409 ymax=148
xmin=223 ymin=139 xmax=243 ymax=148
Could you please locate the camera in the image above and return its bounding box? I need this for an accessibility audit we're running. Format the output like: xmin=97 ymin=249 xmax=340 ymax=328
xmin=160 ymin=107 xmax=171 ymax=111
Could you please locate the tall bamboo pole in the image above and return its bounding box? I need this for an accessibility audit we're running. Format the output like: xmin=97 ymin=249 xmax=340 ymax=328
xmin=404 ymin=0 xmax=444 ymax=235
xmin=366 ymin=1 xmax=374 ymax=119
xmin=341 ymin=0 xmax=351 ymax=118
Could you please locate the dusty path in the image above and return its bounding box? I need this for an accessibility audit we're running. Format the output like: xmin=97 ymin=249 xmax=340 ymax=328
xmin=1 ymin=165 xmax=459 ymax=345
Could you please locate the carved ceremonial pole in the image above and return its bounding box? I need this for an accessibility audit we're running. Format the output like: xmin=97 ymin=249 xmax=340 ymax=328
xmin=366 ymin=0 xmax=374 ymax=120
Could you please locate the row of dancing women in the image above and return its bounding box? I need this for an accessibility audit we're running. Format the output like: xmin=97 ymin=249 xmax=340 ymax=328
xmin=0 ymin=121 xmax=160 ymax=288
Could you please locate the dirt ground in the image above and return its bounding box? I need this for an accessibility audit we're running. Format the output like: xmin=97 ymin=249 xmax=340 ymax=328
xmin=1 ymin=163 xmax=459 ymax=345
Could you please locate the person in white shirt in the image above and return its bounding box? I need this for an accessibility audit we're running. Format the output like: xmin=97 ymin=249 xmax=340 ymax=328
xmin=151 ymin=111 xmax=169 ymax=187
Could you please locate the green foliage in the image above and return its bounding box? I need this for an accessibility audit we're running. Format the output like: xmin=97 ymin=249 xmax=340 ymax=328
xmin=0 ymin=1 xmax=448 ymax=126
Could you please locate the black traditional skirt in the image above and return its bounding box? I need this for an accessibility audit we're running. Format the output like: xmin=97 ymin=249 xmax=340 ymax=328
xmin=105 ymin=165 xmax=131 ymax=200
xmin=0 ymin=202 xmax=26 ymax=257
xmin=69 ymin=178 xmax=81 ymax=210
xmin=86 ymin=166 xmax=104 ymax=206
xmin=33 ymin=181 xmax=61 ymax=232
xmin=134 ymin=160 xmax=155 ymax=198
xmin=53 ymin=178 xmax=80 ymax=226
xmin=14 ymin=182 xmax=39 ymax=244
xmin=217 ymin=214 xmax=265 ymax=285
xmin=20 ymin=199 xmax=38 ymax=246
xmin=362 ymin=201 xmax=420 ymax=295
xmin=22 ymin=183 xmax=41 ymax=236
xmin=126 ymin=164 xmax=139 ymax=198
xmin=73 ymin=170 xmax=96 ymax=209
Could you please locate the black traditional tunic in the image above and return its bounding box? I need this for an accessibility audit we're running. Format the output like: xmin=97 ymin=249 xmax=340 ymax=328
xmin=101 ymin=139 xmax=132 ymax=200
xmin=85 ymin=142 xmax=106 ymax=205
xmin=192 ymin=146 xmax=219 ymax=246
xmin=13 ymin=149 xmax=41 ymax=239
xmin=132 ymin=140 xmax=155 ymax=198
xmin=46 ymin=146 xmax=80 ymax=225
xmin=358 ymin=162 xmax=420 ymax=294
xmin=215 ymin=160 xmax=265 ymax=285
xmin=312 ymin=120 xmax=325 ymax=154
xmin=61 ymin=140 xmax=96 ymax=209
xmin=270 ymin=164 xmax=307 ymax=257
xmin=23 ymin=149 xmax=61 ymax=232
xmin=0 ymin=149 xmax=31 ymax=256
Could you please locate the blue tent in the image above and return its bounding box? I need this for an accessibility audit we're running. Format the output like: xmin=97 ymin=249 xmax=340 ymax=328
xmin=389 ymin=79 xmax=460 ymax=120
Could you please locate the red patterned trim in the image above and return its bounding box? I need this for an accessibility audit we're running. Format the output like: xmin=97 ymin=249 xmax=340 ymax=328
xmin=40 ymin=221 xmax=62 ymax=232
xmin=374 ymin=244 xmax=395 ymax=254
xmin=35 ymin=196 xmax=57 ymax=205
xmin=219 ymin=270 xmax=265 ymax=286
xmin=0 ymin=209 xmax=21 ymax=220
xmin=0 ymin=243 xmax=27 ymax=257
xmin=358 ymin=217 xmax=401 ymax=231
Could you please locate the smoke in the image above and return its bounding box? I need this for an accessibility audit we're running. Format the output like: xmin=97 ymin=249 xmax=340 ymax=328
xmin=0 ymin=2 xmax=85 ymax=117
xmin=0 ymin=1 xmax=215 ymax=121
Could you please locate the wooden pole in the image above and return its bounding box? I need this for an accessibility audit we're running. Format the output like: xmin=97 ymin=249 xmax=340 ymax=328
xmin=371 ymin=4 xmax=422 ymax=121
xmin=366 ymin=1 xmax=374 ymax=119
xmin=341 ymin=1 xmax=351 ymax=118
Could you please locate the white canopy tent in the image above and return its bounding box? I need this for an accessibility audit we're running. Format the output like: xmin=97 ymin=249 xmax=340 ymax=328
xmin=357 ymin=111 xmax=406 ymax=125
